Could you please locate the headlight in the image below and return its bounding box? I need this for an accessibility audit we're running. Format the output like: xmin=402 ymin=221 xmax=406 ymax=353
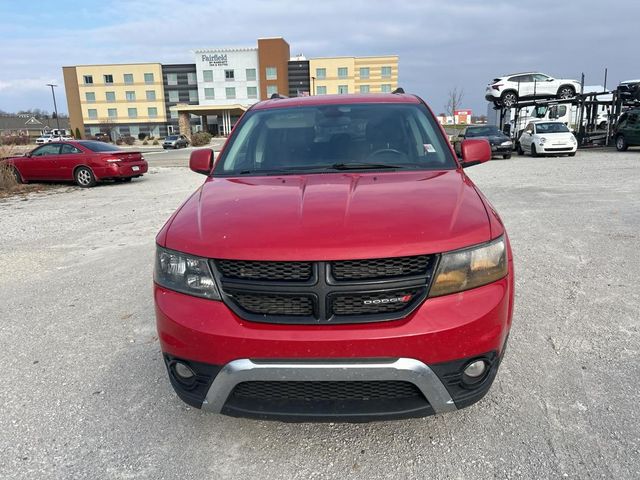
xmin=570 ymin=137 xmax=577 ymax=144
xmin=500 ymin=140 xmax=512 ymax=146
xmin=538 ymin=137 xmax=546 ymax=144
xmin=428 ymin=236 xmax=508 ymax=297
xmin=154 ymin=246 xmax=221 ymax=300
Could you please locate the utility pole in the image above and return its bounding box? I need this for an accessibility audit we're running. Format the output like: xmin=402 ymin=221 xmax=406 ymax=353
xmin=46 ymin=83 xmax=61 ymax=132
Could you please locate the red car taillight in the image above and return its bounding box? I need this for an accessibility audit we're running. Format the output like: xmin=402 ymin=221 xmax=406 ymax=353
xmin=492 ymin=84 xmax=503 ymax=91
xmin=105 ymin=157 xmax=121 ymax=163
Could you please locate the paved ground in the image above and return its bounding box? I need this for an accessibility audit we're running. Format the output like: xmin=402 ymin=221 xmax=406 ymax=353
xmin=0 ymin=149 xmax=638 ymax=479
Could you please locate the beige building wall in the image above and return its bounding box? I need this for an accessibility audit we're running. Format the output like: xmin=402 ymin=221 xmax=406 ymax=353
xmin=71 ymin=63 xmax=167 ymax=126
xmin=308 ymin=56 xmax=398 ymax=95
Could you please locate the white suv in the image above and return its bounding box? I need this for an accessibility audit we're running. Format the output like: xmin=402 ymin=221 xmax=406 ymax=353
xmin=486 ymin=72 xmax=581 ymax=107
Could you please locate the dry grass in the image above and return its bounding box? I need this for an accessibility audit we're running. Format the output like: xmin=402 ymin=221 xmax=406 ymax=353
xmin=0 ymin=145 xmax=19 ymax=192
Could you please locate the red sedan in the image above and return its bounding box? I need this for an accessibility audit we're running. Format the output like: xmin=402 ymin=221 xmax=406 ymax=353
xmin=5 ymin=140 xmax=148 ymax=188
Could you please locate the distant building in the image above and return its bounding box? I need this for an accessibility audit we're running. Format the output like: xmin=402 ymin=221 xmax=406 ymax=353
xmin=308 ymin=56 xmax=399 ymax=95
xmin=0 ymin=115 xmax=69 ymax=139
xmin=62 ymin=38 xmax=399 ymax=138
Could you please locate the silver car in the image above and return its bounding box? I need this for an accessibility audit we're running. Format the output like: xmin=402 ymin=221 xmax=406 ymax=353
xmin=163 ymin=134 xmax=189 ymax=149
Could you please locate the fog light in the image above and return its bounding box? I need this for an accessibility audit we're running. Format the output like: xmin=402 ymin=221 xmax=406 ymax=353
xmin=174 ymin=362 xmax=195 ymax=380
xmin=463 ymin=360 xmax=487 ymax=382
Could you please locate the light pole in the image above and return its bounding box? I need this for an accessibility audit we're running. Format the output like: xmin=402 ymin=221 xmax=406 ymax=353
xmin=46 ymin=83 xmax=61 ymax=132
xmin=311 ymin=76 xmax=316 ymax=95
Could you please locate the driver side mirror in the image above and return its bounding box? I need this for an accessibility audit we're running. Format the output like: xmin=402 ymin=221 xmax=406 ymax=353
xmin=24 ymin=152 xmax=32 ymax=157
xmin=189 ymin=148 xmax=214 ymax=175
xmin=459 ymin=139 xmax=491 ymax=168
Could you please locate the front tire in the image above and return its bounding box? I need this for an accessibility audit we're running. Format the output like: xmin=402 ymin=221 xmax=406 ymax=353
xmin=503 ymin=154 xmax=512 ymax=159
xmin=531 ymin=144 xmax=538 ymax=157
xmin=74 ymin=166 xmax=96 ymax=188
xmin=12 ymin=167 xmax=24 ymax=184
xmin=501 ymin=91 xmax=518 ymax=108
xmin=568 ymin=152 xmax=576 ymax=157
xmin=616 ymin=135 xmax=628 ymax=151
xmin=516 ymin=143 xmax=524 ymax=156
xmin=557 ymin=86 xmax=575 ymax=99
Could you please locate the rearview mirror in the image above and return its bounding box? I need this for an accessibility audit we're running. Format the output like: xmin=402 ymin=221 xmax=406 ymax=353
xmin=459 ymin=139 xmax=491 ymax=168
xmin=189 ymin=148 xmax=214 ymax=175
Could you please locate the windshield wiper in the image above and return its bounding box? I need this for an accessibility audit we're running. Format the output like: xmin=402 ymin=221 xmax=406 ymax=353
xmin=331 ymin=162 xmax=404 ymax=170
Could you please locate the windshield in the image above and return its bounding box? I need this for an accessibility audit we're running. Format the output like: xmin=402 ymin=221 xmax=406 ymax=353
xmin=465 ymin=126 xmax=502 ymax=137
xmin=535 ymin=123 xmax=570 ymax=133
xmin=80 ymin=141 xmax=122 ymax=152
xmin=213 ymin=103 xmax=456 ymax=176
xmin=166 ymin=135 xmax=179 ymax=140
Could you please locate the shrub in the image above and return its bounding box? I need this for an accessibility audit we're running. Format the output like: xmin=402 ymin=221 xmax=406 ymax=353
xmin=123 ymin=135 xmax=136 ymax=145
xmin=152 ymin=140 xmax=159 ymax=145
xmin=0 ymin=146 xmax=19 ymax=191
xmin=74 ymin=127 xmax=82 ymax=139
xmin=190 ymin=132 xmax=212 ymax=147
xmin=138 ymin=133 xmax=147 ymax=141
xmin=115 ymin=138 xmax=124 ymax=145
xmin=142 ymin=140 xmax=149 ymax=145
xmin=0 ymin=135 xmax=30 ymax=145
xmin=148 ymin=136 xmax=155 ymax=140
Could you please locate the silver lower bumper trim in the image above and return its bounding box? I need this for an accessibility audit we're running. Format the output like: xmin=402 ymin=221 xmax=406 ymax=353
xmin=202 ymin=358 xmax=457 ymax=414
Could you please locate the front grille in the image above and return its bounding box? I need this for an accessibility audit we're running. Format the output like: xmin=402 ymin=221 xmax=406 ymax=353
xmin=215 ymin=260 xmax=312 ymax=281
xmin=214 ymin=256 xmax=436 ymax=324
xmin=331 ymin=255 xmax=431 ymax=281
xmin=229 ymin=292 xmax=314 ymax=316
xmin=231 ymin=381 xmax=424 ymax=401
xmin=331 ymin=289 xmax=421 ymax=316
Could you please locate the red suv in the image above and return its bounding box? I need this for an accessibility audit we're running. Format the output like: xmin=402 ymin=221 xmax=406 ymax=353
xmin=154 ymin=93 xmax=514 ymax=421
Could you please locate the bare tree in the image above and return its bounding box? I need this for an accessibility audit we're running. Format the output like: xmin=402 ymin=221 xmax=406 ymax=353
xmin=445 ymin=87 xmax=465 ymax=119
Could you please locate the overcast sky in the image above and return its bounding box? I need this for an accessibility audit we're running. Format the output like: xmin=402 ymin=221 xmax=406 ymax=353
xmin=0 ymin=0 xmax=637 ymax=116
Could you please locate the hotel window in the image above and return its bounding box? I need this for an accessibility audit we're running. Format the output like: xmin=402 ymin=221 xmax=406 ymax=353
xmin=246 ymin=68 xmax=256 ymax=81
xmin=105 ymin=91 xmax=116 ymax=102
xmin=359 ymin=67 xmax=370 ymax=79
xmin=266 ymin=85 xmax=278 ymax=97
xmin=146 ymin=90 xmax=156 ymax=101
xmin=87 ymin=108 xmax=97 ymax=119
xmin=125 ymin=91 xmax=136 ymax=101
xmin=148 ymin=107 xmax=158 ymax=118
xmin=167 ymin=73 xmax=178 ymax=85
xmin=187 ymin=72 xmax=197 ymax=85
xmin=338 ymin=85 xmax=348 ymax=94
xmin=265 ymin=67 xmax=277 ymax=80
xmin=170 ymin=110 xmax=178 ymax=119
xmin=168 ymin=91 xmax=179 ymax=102
xmin=225 ymin=69 xmax=235 ymax=81
xmin=359 ymin=85 xmax=370 ymax=93
xmin=189 ymin=90 xmax=198 ymax=102
xmin=315 ymin=68 xmax=326 ymax=80
xmin=247 ymin=86 xmax=257 ymax=99
xmin=124 ymin=73 xmax=134 ymax=84
xmin=203 ymin=70 xmax=213 ymax=82
xmin=381 ymin=84 xmax=392 ymax=93
xmin=381 ymin=66 xmax=392 ymax=79
xmin=108 ymin=108 xmax=117 ymax=118
xmin=144 ymin=73 xmax=154 ymax=84
xmin=316 ymin=85 xmax=327 ymax=95
xmin=130 ymin=126 xmax=140 ymax=137
xmin=204 ymin=88 xmax=214 ymax=100
xmin=128 ymin=108 xmax=138 ymax=118
xmin=103 ymin=74 xmax=113 ymax=84
xmin=338 ymin=67 xmax=348 ymax=79
xmin=83 ymin=75 xmax=93 ymax=84
xmin=225 ymin=87 xmax=236 ymax=99
xmin=85 ymin=92 xmax=96 ymax=103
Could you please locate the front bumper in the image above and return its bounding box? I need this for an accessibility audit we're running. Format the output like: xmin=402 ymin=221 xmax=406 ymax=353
xmin=164 ymin=350 xmax=504 ymax=421
xmin=490 ymin=144 xmax=512 ymax=154
xmin=537 ymin=143 xmax=577 ymax=154
xmin=155 ymin=269 xmax=513 ymax=420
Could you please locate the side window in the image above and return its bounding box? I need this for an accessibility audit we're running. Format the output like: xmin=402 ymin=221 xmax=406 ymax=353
xmin=557 ymin=106 xmax=567 ymax=117
xmin=628 ymin=113 xmax=638 ymax=124
xmin=532 ymin=74 xmax=549 ymax=82
xmin=32 ymin=144 xmax=61 ymax=156
xmin=61 ymin=144 xmax=82 ymax=154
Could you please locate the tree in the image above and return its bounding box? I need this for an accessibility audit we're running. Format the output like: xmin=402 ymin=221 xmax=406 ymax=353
xmin=74 ymin=127 xmax=82 ymax=139
xmin=445 ymin=87 xmax=465 ymax=119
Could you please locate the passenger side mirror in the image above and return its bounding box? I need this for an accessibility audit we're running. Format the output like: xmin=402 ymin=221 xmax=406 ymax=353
xmin=189 ymin=148 xmax=214 ymax=175
xmin=459 ymin=139 xmax=491 ymax=168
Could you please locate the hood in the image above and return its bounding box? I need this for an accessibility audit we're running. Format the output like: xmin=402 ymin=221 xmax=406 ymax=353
xmin=536 ymin=132 xmax=575 ymax=142
xmin=163 ymin=170 xmax=493 ymax=260
xmin=473 ymin=135 xmax=510 ymax=145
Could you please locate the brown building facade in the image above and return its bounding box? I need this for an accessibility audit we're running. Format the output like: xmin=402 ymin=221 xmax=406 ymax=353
xmin=257 ymin=38 xmax=290 ymax=99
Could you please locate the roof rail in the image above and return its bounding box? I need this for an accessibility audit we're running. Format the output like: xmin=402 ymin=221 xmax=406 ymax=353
xmin=392 ymin=87 xmax=405 ymax=94
xmin=270 ymin=93 xmax=288 ymax=100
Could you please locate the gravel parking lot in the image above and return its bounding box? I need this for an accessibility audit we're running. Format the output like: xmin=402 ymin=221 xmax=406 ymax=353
xmin=0 ymin=149 xmax=638 ymax=479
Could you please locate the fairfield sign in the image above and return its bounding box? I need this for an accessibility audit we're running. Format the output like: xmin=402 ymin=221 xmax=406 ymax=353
xmin=201 ymin=54 xmax=228 ymax=66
